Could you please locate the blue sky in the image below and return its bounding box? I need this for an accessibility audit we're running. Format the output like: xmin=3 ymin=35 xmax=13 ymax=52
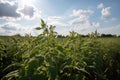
xmin=0 ymin=0 xmax=120 ymax=36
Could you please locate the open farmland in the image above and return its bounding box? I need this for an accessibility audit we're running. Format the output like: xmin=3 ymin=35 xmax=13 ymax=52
xmin=0 ymin=20 xmax=120 ymax=80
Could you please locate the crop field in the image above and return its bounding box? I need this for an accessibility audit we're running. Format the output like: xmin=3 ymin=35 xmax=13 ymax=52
xmin=0 ymin=20 xmax=120 ymax=80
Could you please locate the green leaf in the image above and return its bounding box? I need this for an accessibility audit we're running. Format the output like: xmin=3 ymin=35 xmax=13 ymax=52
xmin=31 ymin=74 xmax=47 ymax=80
xmin=2 ymin=63 xmax=21 ymax=72
xmin=35 ymin=27 xmax=41 ymax=30
xmin=48 ymin=66 xmax=57 ymax=80
xmin=41 ymin=19 xmax=46 ymax=28
xmin=30 ymin=48 xmax=39 ymax=57
xmin=35 ymin=55 xmax=44 ymax=65
xmin=56 ymin=44 xmax=64 ymax=52
xmin=76 ymin=68 xmax=91 ymax=77
xmin=2 ymin=70 xmax=19 ymax=80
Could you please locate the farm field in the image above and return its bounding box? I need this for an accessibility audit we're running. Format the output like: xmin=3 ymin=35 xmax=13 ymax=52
xmin=0 ymin=0 xmax=120 ymax=80
xmin=98 ymin=37 xmax=120 ymax=48
xmin=0 ymin=21 xmax=120 ymax=80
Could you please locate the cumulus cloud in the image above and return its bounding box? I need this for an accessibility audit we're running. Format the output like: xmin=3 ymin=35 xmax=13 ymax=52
xmin=18 ymin=5 xmax=42 ymax=20
xmin=0 ymin=1 xmax=20 ymax=18
xmin=0 ymin=0 xmax=16 ymax=5
xmin=0 ymin=22 xmax=42 ymax=36
xmin=0 ymin=22 xmax=21 ymax=30
xmin=48 ymin=16 xmax=62 ymax=21
xmin=92 ymin=22 xmax=100 ymax=27
xmin=71 ymin=9 xmax=94 ymax=17
xmin=0 ymin=0 xmax=42 ymax=20
xmin=97 ymin=3 xmax=111 ymax=20
xmin=69 ymin=9 xmax=94 ymax=25
xmin=70 ymin=21 xmax=99 ymax=31
xmin=69 ymin=9 xmax=99 ymax=27
xmin=97 ymin=3 xmax=104 ymax=9
xmin=68 ymin=9 xmax=100 ymax=34
xmin=47 ymin=16 xmax=67 ymax=27
xmin=69 ymin=17 xmax=87 ymax=25
xmin=36 ymin=13 xmax=100 ymax=35
xmin=18 ymin=5 xmax=35 ymax=18
xmin=0 ymin=22 xmax=21 ymax=35
xmin=1 ymin=24 xmax=17 ymax=30
xmin=98 ymin=24 xmax=120 ymax=35
xmin=101 ymin=7 xmax=111 ymax=19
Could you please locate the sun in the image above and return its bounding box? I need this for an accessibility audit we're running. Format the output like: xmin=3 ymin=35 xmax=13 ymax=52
xmin=20 ymin=0 xmax=33 ymax=6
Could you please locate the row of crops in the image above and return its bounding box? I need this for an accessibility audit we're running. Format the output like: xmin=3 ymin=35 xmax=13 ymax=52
xmin=0 ymin=20 xmax=120 ymax=80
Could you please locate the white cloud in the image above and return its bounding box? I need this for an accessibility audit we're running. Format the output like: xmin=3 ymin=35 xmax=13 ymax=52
xmin=0 ymin=22 xmax=40 ymax=36
xmin=92 ymin=22 xmax=100 ymax=27
xmin=71 ymin=9 xmax=94 ymax=17
xmin=68 ymin=9 xmax=100 ymax=33
xmin=68 ymin=21 xmax=99 ymax=35
xmin=97 ymin=3 xmax=104 ymax=9
xmin=69 ymin=9 xmax=94 ymax=25
xmin=101 ymin=7 xmax=111 ymax=19
xmin=0 ymin=22 xmax=21 ymax=30
xmin=47 ymin=16 xmax=68 ymax=27
xmin=69 ymin=16 xmax=87 ymax=25
xmin=18 ymin=5 xmax=35 ymax=18
xmin=98 ymin=24 xmax=120 ymax=35
xmin=39 ymin=11 xmax=100 ymax=35
xmin=0 ymin=22 xmax=21 ymax=35
xmin=97 ymin=3 xmax=111 ymax=20
xmin=49 ymin=21 xmax=67 ymax=27
xmin=48 ymin=16 xmax=62 ymax=21
xmin=0 ymin=0 xmax=16 ymax=5
xmin=0 ymin=1 xmax=20 ymax=18
xmin=17 ymin=4 xmax=42 ymax=20
xmin=70 ymin=21 xmax=99 ymax=31
xmin=0 ymin=0 xmax=42 ymax=20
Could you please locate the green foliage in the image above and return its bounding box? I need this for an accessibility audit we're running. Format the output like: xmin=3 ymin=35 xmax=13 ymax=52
xmin=0 ymin=19 xmax=120 ymax=80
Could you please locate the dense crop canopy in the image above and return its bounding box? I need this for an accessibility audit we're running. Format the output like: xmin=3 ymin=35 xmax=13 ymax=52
xmin=0 ymin=19 xmax=120 ymax=80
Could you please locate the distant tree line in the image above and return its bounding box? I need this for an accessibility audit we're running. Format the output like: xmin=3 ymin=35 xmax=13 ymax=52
xmin=100 ymin=34 xmax=117 ymax=37
xmin=56 ymin=34 xmax=120 ymax=38
xmin=56 ymin=35 xmax=66 ymax=38
xmin=1 ymin=33 xmax=120 ymax=38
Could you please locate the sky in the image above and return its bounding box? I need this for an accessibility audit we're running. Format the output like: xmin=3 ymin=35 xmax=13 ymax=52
xmin=0 ymin=0 xmax=120 ymax=36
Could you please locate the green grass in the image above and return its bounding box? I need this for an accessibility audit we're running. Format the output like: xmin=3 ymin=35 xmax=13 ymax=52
xmin=98 ymin=37 xmax=120 ymax=45
xmin=98 ymin=37 xmax=120 ymax=52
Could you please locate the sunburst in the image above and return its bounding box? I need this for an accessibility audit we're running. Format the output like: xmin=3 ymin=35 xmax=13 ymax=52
xmin=20 ymin=0 xmax=33 ymax=6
